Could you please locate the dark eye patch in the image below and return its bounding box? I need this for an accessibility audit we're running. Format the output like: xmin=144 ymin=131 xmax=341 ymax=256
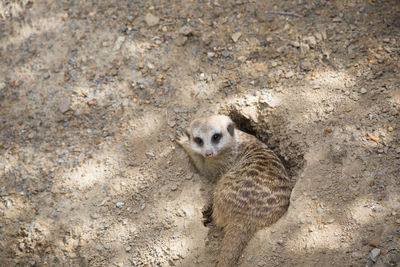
xmin=211 ymin=133 xmax=222 ymax=143
xmin=194 ymin=137 xmax=203 ymax=146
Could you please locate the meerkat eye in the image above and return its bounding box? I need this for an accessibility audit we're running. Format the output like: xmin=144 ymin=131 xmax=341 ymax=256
xmin=211 ymin=133 xmax=222 ymax=143
xmin=194 ymin=137 xmax=203 ymax=146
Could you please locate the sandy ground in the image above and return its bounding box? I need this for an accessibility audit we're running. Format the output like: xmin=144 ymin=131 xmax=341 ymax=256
xmin=0 ymin=0 xmax=399 ymax=266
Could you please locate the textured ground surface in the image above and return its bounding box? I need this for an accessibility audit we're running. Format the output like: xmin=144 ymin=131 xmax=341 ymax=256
xmin=1 ymin=0 xmax=399 ymax=266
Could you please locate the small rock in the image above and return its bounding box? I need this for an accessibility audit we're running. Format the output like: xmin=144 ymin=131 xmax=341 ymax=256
xmin=308 ymin=226 xmax=315 ymax=232
xmin=303 ymin=36 xmax=317 ymax=47
xmin=247 ymin=254 xmax=253 ymax=261
xmin=388 ymin=126 xmax=393 ymax=132
xmin=144 ymin=13 xmax=159 ymax=27
xmin=302 ymin=61 xmax=312 ymax=71
xmin=116 ymin=202 xmax=125 ymax=208
xmin=179 ymin=25 xmax=193 ymax=36
xmin=285 ymin=71 xmax=294 ymax=79
xmin=277 ymin=240 xmax=285 ymax=246
xmin=207 ymin=52 xmax=215 ymax=58
xmin=125 ymin=246 xmax=131 ymax=252
xmin=300 ymin=43 xmax=310 ymax=54
xmin=145 ymin=150 xmax=155 ymax=158
xmin=360 ymin=88 xmax=367 ymax=94
xmin=174 ymin=35 xmax=187 ymax=46
xmin=90 ymin=213 xmax=101 ymax=219
xmin=19 ymin=242 xmax=25 ymax=250
xmin=396 ymin=147 xmax=400 ymax=154
xmin=231 ymin=32 xmax=242 ymax=43
xmin=173 ymin=232 xmax=180 ymax=238
xmin=368 ymin=239 xmax=380 ymax=247
xmin=317 ymin=207 xmax=323 ymax=214
xmin=59 ymin=99 xmax=71 ymax=113
xmin=0 ymin=82 xmax=6 ymax=90
xmin=370 ymin=248 xmax=380 ymax=262
xmin=113 ymin=36 xmax=125 ymax=51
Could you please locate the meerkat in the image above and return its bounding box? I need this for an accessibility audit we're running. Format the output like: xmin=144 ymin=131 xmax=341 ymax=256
xmin=177 ymin=115 xmax=292 ymax=267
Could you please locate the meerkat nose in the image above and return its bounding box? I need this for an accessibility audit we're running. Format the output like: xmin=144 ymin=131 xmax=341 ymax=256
xmin=205 ymin=151 xmax=213 ymax=158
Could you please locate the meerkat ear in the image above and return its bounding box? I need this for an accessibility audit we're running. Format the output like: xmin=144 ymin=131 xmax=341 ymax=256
xmin=227 ymin=122 xmax=235 ymax=136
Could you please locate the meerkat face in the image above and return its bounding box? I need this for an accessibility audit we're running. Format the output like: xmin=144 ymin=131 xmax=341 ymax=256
xmin=186 ymin=115 xmax=235 ymax=158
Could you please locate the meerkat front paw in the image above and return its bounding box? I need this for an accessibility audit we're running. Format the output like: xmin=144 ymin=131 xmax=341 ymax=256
xmin=177 ymin=132 xmax=189 ymax=145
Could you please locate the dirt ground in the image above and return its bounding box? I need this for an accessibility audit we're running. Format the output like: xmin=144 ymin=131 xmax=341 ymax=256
xmin=1 ymin=0 xmax=399 ymax=266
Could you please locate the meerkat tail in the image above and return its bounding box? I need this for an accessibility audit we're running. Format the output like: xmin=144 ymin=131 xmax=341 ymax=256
xmin=216 ymin=223 xmax=256 ymax=267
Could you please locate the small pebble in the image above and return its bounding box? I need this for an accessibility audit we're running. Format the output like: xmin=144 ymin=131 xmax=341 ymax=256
xmin=370 ymin=248 xmax=380 ymax=262
xmin=285 ymin=71 xmax=294 ymax=79
xmin=113 ymin=36 xmax=125 ymax=51
xmin=144 ymin=13 xmax=159 ymax=27
xmin=116 ymin=202 xmax=125 ymax=208
xmin=231 ymin=32 xmax=242 ymax=43
xmin=90 ymin=213 xmax=101 ymax=219
xmin=360 ymin=88 xmax=367 ymax=94
xmin=317 ymin=207 xmax=323 ymax=214
xmin=59 ymin=99 xmax=71 ymax=113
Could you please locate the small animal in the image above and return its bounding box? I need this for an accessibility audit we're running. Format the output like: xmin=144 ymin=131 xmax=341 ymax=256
xmin=178 ymin=115 xmax=292 ymax=267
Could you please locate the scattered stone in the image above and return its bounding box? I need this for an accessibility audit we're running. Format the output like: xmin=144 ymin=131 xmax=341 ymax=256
xmin=388 ymin=126 xmax=394 ymax=132
xmin=113 ymin=36 xmax=125 ymax=51
xmin=300 ymin=43 xmax=310 ymax=54
xmin=302 ymin=61 xmax=312 ymax=71
xmin=90 ymin=213 xmax=101 ymax=219
xmin=179 ymin=25 xmax=193 ymax=36
xmin=59 ymin=99 xmax=71 ymax=113
xmin=116 ymin=202 xmax=125 ymax=208
xmin=231 ymin=32 xmax=242 ymax=43
xmin=360 ymin=88 xmax=367 ymax=94
xmin=145 ymin=150 xmax=155 ymax=158
xmin=368 ymin=239 xmax=380 ymax=247
xmin=247 ymin=254 xmax=253 ymax=261
xmin=207 ymin=52 xmax=215 ymax=58
xmin=125 ymin=246 xmax=131 ymax=252
xmin=285 ymin=71 xmax=294 ymax=79
xmin=174 ymin=35 xmax=187 ymax=46
xmin=370 ymin=248 xmax=380 ymax=262
xmin=303 ymin=36 xmax=317 ymax=47
xmin=144 ymin=13 xmax=159 ymax=27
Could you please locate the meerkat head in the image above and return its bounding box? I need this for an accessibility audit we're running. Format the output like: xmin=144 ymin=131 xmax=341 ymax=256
xmin=186 ymin=115 xmax=235 ymax=158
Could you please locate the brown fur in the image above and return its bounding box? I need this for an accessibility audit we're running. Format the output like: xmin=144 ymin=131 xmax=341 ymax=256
xmin=178 ymin=115 xmax=292 ymax=266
